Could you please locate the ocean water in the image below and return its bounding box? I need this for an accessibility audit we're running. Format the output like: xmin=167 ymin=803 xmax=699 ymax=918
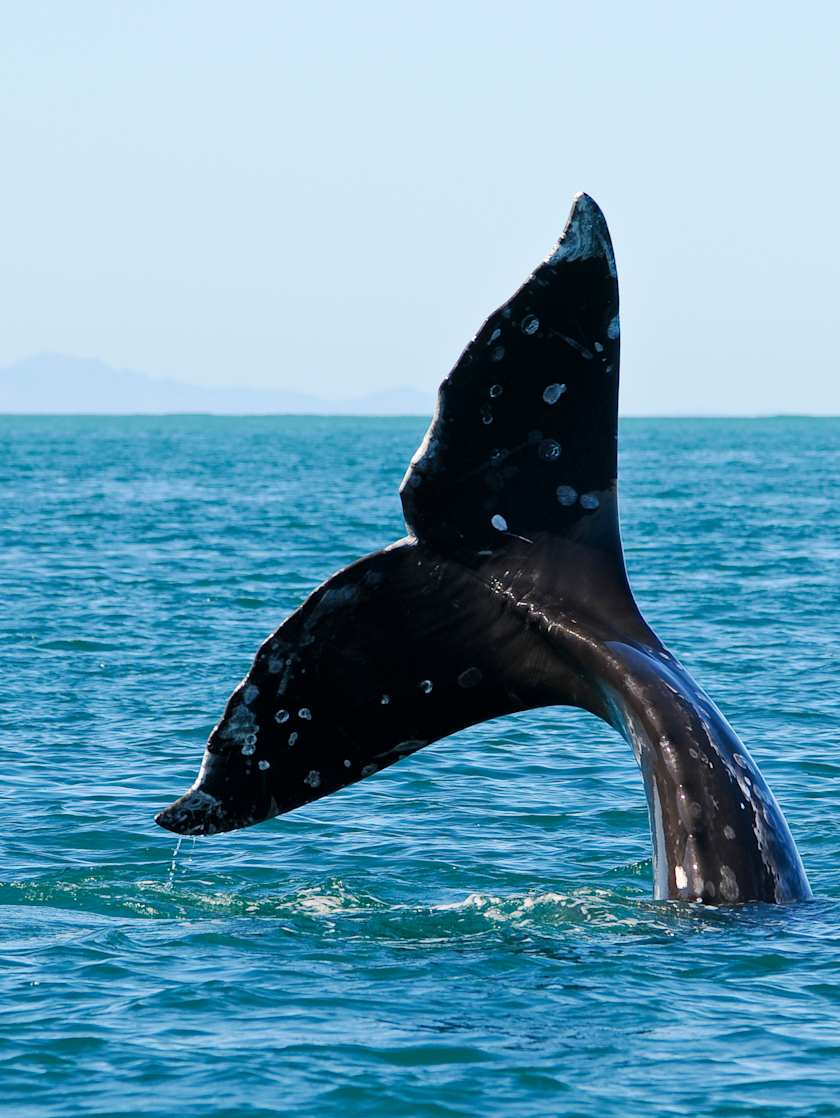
xmin=1 ymin=415 xmax=839 ymax=1117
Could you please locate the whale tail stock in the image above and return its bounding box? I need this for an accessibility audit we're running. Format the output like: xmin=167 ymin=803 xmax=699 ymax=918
xmin=156 ymin=194 xmax=810 ymax=906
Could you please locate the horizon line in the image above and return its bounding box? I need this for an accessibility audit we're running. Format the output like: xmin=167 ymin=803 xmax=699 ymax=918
xmin=1 ymin=411 xmax=838 ymax=421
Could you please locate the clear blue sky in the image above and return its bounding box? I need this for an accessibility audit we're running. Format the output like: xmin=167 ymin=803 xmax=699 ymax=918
xmin=2 ymin=2 xmax=838 ymax=413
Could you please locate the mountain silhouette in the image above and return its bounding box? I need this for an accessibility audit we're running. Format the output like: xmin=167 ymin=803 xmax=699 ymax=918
xmin=0 ymin=354 xmax=433 ymax=415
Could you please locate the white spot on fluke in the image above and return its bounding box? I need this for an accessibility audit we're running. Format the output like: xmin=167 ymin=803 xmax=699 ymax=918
xmin=556 ymin=485 xmax=577 ymax=507
xmin=489 ymin=384 xmax=503 ymax=398
xmin=275 ymin=709 xmax=289 ymax=724
xmin=491 ymin=514 xmax=508 ymax=532
xmin=258 ymin=759 xmax=270 ymax=771
xmin=675 ymin=866 xmax=688 ymax=889
xmin=489 ymin=328 xmax=501 ymax=343
xmin=361 ymin=764 xmax=377 ymax=777
xmin=304 ymin=770 xmax=321 ymax=788
xmin=343 ymin=759 xmax=352 ymax=768
xmin=241 ymin=742 xmax=256 ymax=756
xmin=299 ymin=708 xmax=312 ymax=720
xmin=542 ymin=383 xmax=566 ymax=405
xmin=419 ymin=679 xmax=433 ymax=694
xmin=490 ymin=345 xmax=505 ymax=362
xmin=288 ymin=731 xmax=299 ymax=746
xmin=219 ymin=703 xmax=257 ymax=748
xmin=538 ymin=439 xmax=561 ymax=462
xmin=723 ymin=825 xmax=736 ymax=840
xmin=580 ymin=493 xmax=600 ymax=510
xmin=243 ymin=684 xmax=259 ymax=704
xmin=380 ymin=694 xmax=390 ymax=705
xmin=608 ymin=314 xmax=620 ymax=339
xmin=557 ymin=334 xmax=594 ymax=360
xmin=521 ymin=314 xmax=540 ymax=335
xmin=594 ymin=341 xmax=604 ymax=353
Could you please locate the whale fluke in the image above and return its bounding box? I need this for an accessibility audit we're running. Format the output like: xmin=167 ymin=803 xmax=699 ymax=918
xmin=156 ymin=194 xmax=811 ymax=906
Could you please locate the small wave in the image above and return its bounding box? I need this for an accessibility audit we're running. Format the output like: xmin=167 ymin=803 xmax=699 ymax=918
xmin=0 ymin=871 xmax=726 ymax=941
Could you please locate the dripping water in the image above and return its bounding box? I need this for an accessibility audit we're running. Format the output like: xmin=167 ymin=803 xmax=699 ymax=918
xmin=165 ymin=835 xmax=184 ymax=890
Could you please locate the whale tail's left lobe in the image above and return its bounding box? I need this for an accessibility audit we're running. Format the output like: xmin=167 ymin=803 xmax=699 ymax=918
xmin=156 ymin=192 xmax=625 ymax=836
xmin=154 ymin=537 xmax=570 ymax=835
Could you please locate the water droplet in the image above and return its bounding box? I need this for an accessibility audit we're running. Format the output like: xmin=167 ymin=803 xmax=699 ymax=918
xmin=521 ymin=314 xmax=540 ymax=335
xmin=580 ymin=493 xmax=600 ymax=510
xmin=275 ymin=709 xmax=289 ymax=723
xmin=538 ymin=439 xmax=561 ymax=461
xmin=556 ymin=485 xmax=578 ymax=506
xmin=542 ymin=383 xmax=567 ymax=405
xmin=166 ymin=835 xmax=184 ymax=890
xmin=490 ymin=514 xmax=508 ymax=532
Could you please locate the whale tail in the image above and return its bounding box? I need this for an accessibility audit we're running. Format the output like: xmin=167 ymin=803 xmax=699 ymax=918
xmin=156 ymin=195 xmax=810 ymax=906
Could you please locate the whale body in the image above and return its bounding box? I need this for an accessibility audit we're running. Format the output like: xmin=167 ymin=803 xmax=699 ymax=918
xmin=156 ymin=193 xmax=811 ymax=905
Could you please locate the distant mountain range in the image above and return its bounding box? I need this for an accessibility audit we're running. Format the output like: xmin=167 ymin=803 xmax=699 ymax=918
xmin=0 ymin=354 xmax=435 ymax=415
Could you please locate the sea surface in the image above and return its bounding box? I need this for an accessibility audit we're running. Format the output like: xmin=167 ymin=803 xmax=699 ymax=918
xmin=1 ymin=415 xmax=839 ymax=1117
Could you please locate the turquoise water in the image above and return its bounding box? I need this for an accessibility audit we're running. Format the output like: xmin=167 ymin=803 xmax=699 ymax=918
xmin=2 ymin=415 xmax=839 ymax=1117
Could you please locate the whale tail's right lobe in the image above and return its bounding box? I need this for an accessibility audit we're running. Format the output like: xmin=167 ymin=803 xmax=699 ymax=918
xmin=156 ymin=195 xmax=810 ymax=906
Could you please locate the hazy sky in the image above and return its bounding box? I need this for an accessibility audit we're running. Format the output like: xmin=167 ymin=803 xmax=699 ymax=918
xmin=2 ymin=2 xmax=838 ymax=413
